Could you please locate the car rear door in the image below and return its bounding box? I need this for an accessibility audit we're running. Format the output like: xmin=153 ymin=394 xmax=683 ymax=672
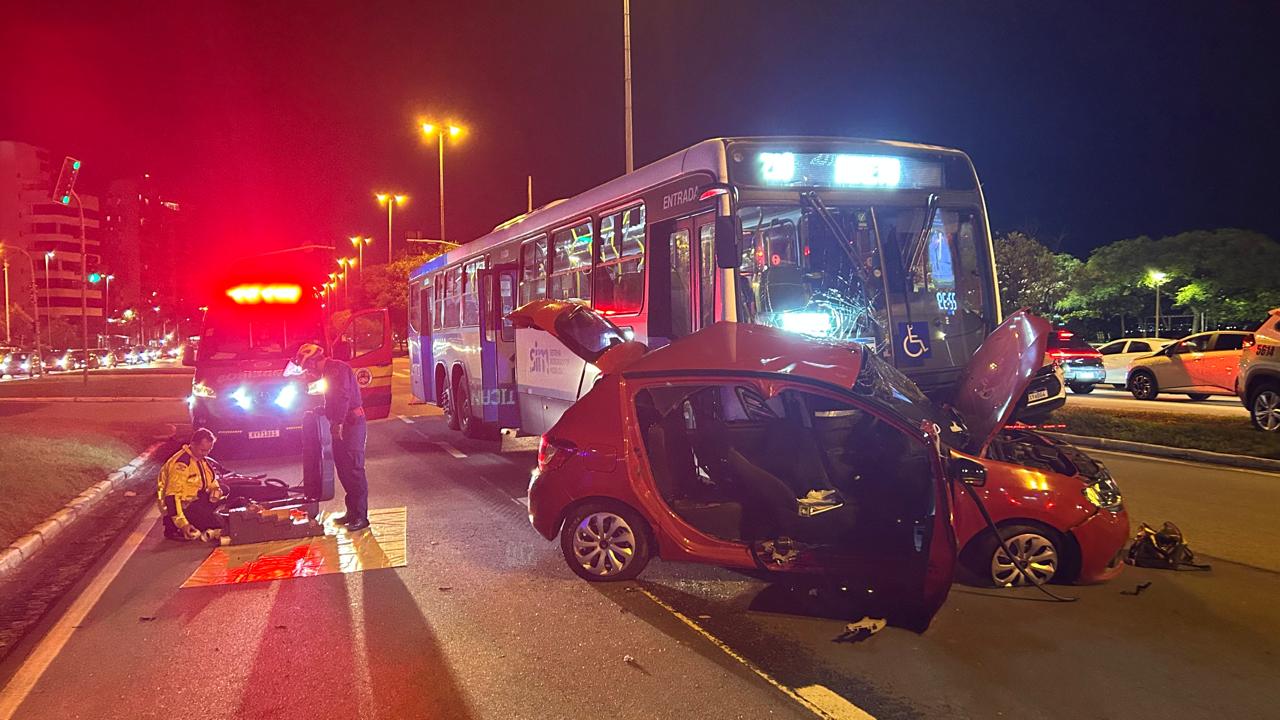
xmin=1201 ymin=332 xmax=1251 ymax=391
xmin=330 ymin=308 xmax=394 ymax=420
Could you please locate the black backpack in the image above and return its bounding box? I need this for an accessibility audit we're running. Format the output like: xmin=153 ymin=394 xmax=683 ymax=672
xmin=1126 ymin=522 xmax=1210 ymax=570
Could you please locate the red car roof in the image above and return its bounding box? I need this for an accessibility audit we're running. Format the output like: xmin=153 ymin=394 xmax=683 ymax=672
xmin=622 ymin=322 xmax=864 ymax=389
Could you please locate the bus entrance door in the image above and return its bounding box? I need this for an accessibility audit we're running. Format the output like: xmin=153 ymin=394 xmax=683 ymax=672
xmin=330 ymin=308 xmax=394 ymax=420
xmin=479 ymin=265 xmax=521 ymax=429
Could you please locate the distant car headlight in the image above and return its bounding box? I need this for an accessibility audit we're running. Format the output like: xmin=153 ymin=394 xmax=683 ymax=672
xmin=274 ymin=383 xmax=300 ymax=409
xmin=56 ymin=357 xmax=68 ymax=368
xmin=192 ymin=381 xmax=217 ymax=398
xmin=230 ymin=386 xmax=253 ymax=410
xmin=20 ymin=361 xmax=29 ymax=371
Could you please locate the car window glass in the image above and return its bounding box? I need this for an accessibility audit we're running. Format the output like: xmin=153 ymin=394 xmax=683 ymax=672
xmin=553 ymin=306 xmax=626 ymax=359
xmin=1127 ymin=341 xmax=1151 ymax=353
xmin=1212 ymin=333 xmax=1248 ymax=351
xmin=1099 ymin=341 xmax=1124 ymax=355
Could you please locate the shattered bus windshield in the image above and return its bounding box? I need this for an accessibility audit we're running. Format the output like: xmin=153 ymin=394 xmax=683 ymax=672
xmin=735 ymin=203 xmax=989 ymax=374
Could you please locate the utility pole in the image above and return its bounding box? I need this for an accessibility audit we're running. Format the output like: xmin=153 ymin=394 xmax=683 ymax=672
xmin=623 ymin=0 xmax=634 ymax=173
xmin=527 ymin=176 xmax=533 ymax=213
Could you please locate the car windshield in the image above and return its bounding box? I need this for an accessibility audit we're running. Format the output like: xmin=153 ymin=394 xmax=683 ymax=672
xmin=851 ymin=346 xmax=964 ymax=446
xmin=735 ymin=203 xmax=989 ymax=372
xmin=200 ymin=318 xmax=321 ymax=362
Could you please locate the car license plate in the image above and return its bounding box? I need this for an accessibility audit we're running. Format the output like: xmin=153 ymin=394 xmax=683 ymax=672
xmin=1028 ymin=389 xmax=1049 ymax=402
xmin=247 ymin=429 xmax=280 ymax=440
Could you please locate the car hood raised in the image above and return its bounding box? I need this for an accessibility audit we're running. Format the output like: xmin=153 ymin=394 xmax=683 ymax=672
xmin=951 ymin=310 xmax=1052 ymax=455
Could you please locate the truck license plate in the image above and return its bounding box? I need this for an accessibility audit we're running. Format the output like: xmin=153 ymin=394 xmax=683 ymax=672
xmin=247 ymin=429 xmax=281 ymax=439
xmin=1028 ymin=389 xmax=1049 ymax=402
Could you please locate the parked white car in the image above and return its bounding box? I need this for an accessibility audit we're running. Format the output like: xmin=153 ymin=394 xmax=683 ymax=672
xmin=1128 ymin=331 xmax=1254 ymax=401
xmin=1095 ymin=337 xmax=1174 ymax=388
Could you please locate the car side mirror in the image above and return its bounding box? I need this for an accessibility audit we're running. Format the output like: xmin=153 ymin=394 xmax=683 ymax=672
xmin=182 ymin=345 xmax=196 ymax=367
xmin=949 ymin=454 xmax=987 ymax=486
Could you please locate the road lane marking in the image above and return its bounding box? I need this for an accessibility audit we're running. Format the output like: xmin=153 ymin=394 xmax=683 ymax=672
xmin=438 ymin=442 xmax=467 ymax=459
xmin=637 ymin=588 xmax=875 ymax=720
xmin=397 ymin=415 xmax=416 ymax=424
xmin=1087 ymin=448 xmax=1280 ymax=477
xmin=515 ymin=496 xmax=530 ymax=509
xmin=0 ymin=510 xmax=157 ymax=720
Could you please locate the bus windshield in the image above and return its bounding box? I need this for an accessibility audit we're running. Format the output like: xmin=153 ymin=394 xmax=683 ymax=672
xmin=200 ymin=317 xmax=322 ymax=362
xmin=735 ymin=203 xmax=989 ymax=373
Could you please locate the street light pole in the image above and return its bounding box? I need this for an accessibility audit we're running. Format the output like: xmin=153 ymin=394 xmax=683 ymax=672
xmin=623 ymin=0 xmax=634 ymax=173
xmin=2 ymin=245 xmax=43 ymax=357
xmin=1148 ymin=270 xmax=1168 ymax=339
xmin=71 ymin=188 xmax=88 ymax=384
xmin=44 ymin=251 xmax=54 ymax=349
xmin=375 ymin=194 xmax=407 ymax=263
xmin=2 ymin=257 xmax=8 ymax=345
xmin=420 ymin=123 xmax=464 ymax=243
xmin=104 ymin=274 xmax=113 ymax=339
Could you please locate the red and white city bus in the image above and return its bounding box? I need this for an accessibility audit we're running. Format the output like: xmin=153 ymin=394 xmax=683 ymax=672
xmin=187 ymin=247 xmax=394 ymax=444
xmin=408 ymin=137 xmax=1055 ymax=438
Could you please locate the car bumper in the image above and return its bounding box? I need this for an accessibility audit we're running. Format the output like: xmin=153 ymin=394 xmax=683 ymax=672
xmin=528 ymin=467 xmax=572 ymax=541
xmin=1063 ymin=367 xmax=1106 ymax=384
xmin=1069 ymin=506 xmax=1130 ymax=583
xmin=190 ymin=398 xmax=305 ymax=439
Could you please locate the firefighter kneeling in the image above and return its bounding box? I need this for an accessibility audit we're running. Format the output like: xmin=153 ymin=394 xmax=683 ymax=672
xmin=158 ymin=427 xmax=225 ymax=542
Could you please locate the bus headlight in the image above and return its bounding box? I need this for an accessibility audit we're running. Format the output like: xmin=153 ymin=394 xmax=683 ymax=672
xmin=274 ymin=383 xmax=299 ymax=410
xmin=230 ymin=386 xmax=253 ymax=410
xmin=192 ymin=381 xmax=217 ymax=398
xmin=778 ymin=311 xmax=834 ymax=338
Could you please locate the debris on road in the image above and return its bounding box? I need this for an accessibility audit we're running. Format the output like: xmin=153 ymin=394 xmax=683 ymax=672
xmin=623 ymin=654 xmax=636 ymax=665
xmin=438 ymin=586 xmax=452 ymax=591
xmin=834 ymin=616 xmax=885 ymax=644
xmin=138 ymin=616 xmax=156 ymax=622
xmin=1127 ymin=522 xmax=1211 ymax=571
xmin=1121 ymin=582 xmax=1153 ymax=596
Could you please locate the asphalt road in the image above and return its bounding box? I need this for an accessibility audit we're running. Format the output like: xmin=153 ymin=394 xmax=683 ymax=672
xmin=1065 ymin=385 xmax=1249 ymax=419
xmin=0 ymin=364 xmax=1276 ymax=719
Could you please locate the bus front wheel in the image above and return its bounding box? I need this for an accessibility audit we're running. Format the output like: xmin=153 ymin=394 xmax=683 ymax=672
xmin=454 ymin=376 xmax=483 ymax=439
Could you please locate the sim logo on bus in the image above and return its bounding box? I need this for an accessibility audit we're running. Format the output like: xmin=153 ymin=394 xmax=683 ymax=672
xmin=226 ymin=284 xmax=302 ymax=304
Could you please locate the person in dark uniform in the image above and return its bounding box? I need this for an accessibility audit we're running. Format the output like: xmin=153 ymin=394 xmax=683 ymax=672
xmin=292 ymin=343 xmax=370 ymax=531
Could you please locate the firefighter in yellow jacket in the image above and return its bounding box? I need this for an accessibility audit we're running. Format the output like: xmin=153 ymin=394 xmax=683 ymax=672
xmin=157 ymin=428 xmax=224 ymax=541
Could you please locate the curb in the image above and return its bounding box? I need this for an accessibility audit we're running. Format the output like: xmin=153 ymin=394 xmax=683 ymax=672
xmin=0 ymin=441 xmax=168 ymax=580
xmin=1046 ymin=432 xmax=1280 ymax=473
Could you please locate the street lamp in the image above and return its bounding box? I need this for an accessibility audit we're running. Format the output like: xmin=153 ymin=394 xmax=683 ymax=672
xmin=375 ymin=192 xmax=408 ymax=263
xmin=349 ymin=235 xmax=372 ymax=279
xmin=420 ymin=122 xmax=465 ymax=243
xmin=0 ymin=244 xmax=40 ymax=354
xmin=43 ymin=251 xmax=54 ymax=349
xmin=1148 ymin=270 xmax=1169 ymax=338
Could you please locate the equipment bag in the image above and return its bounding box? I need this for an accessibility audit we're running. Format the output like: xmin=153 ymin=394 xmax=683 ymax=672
xmin=1126 ymin=521 xmax=1211 ymax=570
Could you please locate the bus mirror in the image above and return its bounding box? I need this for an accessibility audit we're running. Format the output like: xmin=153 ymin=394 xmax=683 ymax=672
xmin=714 ymin=215 xmax=738 ymax=269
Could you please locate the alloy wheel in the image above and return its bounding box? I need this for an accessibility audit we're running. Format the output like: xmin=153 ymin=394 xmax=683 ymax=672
xmin=991 ymin=532 xmax=1059 ymax=586
xmin=570 ymin=512 xmax=637 ymax=577
xmin=1253 ymin=389 xmax=1280 ymax=432
xmin=1130 ymin=372 xmax=1156 ymax=400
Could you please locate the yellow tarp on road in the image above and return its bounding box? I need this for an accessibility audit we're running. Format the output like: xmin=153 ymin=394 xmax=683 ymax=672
xmin=181 ymin=507 xmax=407 ymax=588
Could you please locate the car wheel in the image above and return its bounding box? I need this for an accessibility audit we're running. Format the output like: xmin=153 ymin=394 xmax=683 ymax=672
xmin=1068 ymin=383 xmax=1095 ymax=394
xmin=559 ymin=501 xmax=652 ymax=582
xmin=1186 ymin=393 xmax=1211 ymax=401
xmin=1249 ymin=382 xmax=1280 ymax=432
xmin=966 ymin=524 xmax=1065 ymax=587
xmin=441 ymin=382 xmax=459 ymax=430
xmin=1129 ymin=370 xmax=1159 ymax=400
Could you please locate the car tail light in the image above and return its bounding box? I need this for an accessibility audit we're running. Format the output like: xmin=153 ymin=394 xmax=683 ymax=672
xmin=1049 ymin=349 xmax=1102 ymax=361
xmin=537 ymin=436 xmax=576 ymax=473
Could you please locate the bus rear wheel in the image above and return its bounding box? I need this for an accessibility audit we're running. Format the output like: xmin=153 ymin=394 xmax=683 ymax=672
xmin=454 ymin=376 xmax=483 ymax=439
xmin=441 ymin=381 xmax=459 ymax=430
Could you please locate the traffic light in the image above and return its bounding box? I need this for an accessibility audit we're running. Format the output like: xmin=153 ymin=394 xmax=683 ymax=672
xmin=52 ymin=157 xmax=82 ymax=205
xmin=88 ymin=272 xmax=102 ymax=284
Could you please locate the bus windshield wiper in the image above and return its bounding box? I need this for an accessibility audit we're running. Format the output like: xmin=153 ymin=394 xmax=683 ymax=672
xmin=903 ymin=193 xmax=940 ymax=282
xmin=798 ymin=190 xmax=874 ymax=288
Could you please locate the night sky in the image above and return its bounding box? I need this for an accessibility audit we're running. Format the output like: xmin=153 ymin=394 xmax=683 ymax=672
xmin=2 ymin=1 xmax=1277 ymax=260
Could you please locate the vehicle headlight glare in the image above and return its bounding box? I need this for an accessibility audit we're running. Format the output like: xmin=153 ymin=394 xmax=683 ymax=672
xmin=274 ymin=383 xmax=299 ymax=410
xmin=230 ymin=386 xmax=253 ymax=411
xmin=307 ymin=378 xmax=328 ymax=396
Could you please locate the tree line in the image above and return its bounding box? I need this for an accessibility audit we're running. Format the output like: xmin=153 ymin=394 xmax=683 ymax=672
xmin=993 ymin=229 xmax=1280 ymax=337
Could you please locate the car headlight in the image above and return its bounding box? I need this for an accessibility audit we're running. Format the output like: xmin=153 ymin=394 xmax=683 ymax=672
xmin=230 ymin=386 xmax=253 ymax=410
xmin=1083 ymin=473 xmax=1123 ymax=510
xmin=57 ymin=357 xmax=68 ymax=368
xmin=192 ymin=381 xmax=217 ymax=398
xmin=20 ymin=361 xmax=30 ymax=371
xmin=274 ymin=383 xmax=299 ymax=410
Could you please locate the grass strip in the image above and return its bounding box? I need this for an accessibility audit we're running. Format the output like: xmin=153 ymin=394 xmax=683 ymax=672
xmin=1049 ymin=406 xmax=1279 ymax=460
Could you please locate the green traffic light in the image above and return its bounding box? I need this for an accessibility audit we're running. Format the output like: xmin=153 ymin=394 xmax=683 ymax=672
xmin=72 ymin=160 xmax=81 ymax=171
xmin=88 ymin=273 xmax=102 ymax=283
xmin=61 ymin=195 xmax=70 ymax=205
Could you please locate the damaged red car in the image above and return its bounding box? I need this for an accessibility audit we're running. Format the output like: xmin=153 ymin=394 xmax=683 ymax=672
xmin=516 ymin=301 xmax=1129 ymax=628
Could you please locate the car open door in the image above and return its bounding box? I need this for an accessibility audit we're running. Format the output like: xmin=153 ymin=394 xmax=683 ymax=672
xmin=329 ymin=308 xmax=394 ymax=420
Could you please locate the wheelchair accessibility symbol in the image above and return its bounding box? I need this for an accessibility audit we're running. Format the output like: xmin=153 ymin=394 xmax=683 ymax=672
xmin=897 ymin=322 xmax=932 ymax=364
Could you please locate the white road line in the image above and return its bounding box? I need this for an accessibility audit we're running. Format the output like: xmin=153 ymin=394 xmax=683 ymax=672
xmin=0 ymin=510 xmax=157 ymax=720
xmin=514 ymin=496 xmax=530 ymax=509
xmin=438 ymin=442 xmax=467 ymax=459
xmin=397 ymin=415 xmax=416 ymax=424
xmin=638 ymin=588 xmax=875 ymax=720
xmin=1086 ymin=448 xmax=1280 ymax=477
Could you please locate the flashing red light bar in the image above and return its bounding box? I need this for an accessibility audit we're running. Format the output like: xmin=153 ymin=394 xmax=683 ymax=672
xmin=699 ymin=187 xmax=730 ymax=201
xmin=227 ymin=284 xmax=303 ymax=304
xmin=1057 ymin=330 xmax=1075 ymax=339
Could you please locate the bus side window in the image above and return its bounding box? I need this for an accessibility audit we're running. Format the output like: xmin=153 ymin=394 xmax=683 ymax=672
xmin=550 ymin=220 xmax=592 ymax=303
xmin=420 ymin=284 xmax=431 ymax=338
xmin=433 ymin=275 xmax=444 ymax=330
xmin=520 ymin=236 xmax=547 ymax=305
xmin=594 ymin=203 xmax=645 ymax=315
xmin=445 ymin=267 xmax=462 ymax=328
xmin=463 ymin=258 xmax=485 ymax=326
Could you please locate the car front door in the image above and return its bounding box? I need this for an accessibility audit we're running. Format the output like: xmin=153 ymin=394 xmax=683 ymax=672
xmin=1098 ymin=340 xmax=1127 ymax=385
xmin=1158 ymin=335 xmax=1206 ymax=390
xmin=330 ymin=308 xmax=394 ymax=420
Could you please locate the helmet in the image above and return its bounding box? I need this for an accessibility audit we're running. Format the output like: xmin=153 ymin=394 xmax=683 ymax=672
xmin=284 ymin=343 xmax=325 ymax=377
